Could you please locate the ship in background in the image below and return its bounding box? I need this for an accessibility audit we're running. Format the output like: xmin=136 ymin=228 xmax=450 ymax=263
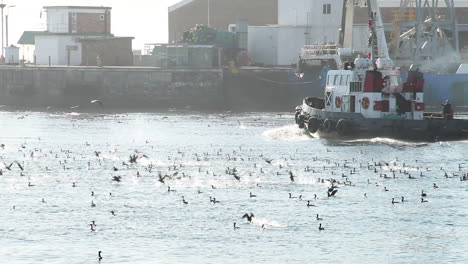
xmin=295 ymin=0 xmax=468 ymax=110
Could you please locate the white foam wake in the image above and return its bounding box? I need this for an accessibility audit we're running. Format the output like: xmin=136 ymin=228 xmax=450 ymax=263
xmin=251 ymin=218 xmax=288 ymax=228
xmin=262 ymin=125 xmax=313 ymax=142
xmin=346 ymin=137 xmax=429 ymax=147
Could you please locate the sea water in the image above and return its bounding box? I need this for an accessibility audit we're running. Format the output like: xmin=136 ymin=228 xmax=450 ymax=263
xmin=0 ymin=111 xmax=467 ymax=264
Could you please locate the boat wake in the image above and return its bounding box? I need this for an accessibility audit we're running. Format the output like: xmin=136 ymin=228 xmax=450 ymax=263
xmin=239 ymin=121 xmax=248 ymax=130
xmin=262 ymin=125 xmax=313 ymax=142
xmin=337 ymin=137 xmax=429 ymax=148
xmin=251 ymin=217 xmax=288 ymax=228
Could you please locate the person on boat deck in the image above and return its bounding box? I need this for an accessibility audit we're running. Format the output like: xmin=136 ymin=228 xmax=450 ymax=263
xmin=414 ymin=68 xmax=423 ymax=79
xmin=442 ymin=100 xmax=454 ymax=120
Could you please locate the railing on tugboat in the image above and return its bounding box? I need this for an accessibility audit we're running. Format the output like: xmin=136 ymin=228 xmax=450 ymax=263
xmin=301 ymin=44 xmax=340 ymax=57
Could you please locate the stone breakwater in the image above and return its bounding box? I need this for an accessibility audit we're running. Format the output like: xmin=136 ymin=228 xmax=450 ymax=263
xmin=0 ymin=66 xmax=316 ymax=112
xmin=0 ymin=66 xmax=224 ymax=110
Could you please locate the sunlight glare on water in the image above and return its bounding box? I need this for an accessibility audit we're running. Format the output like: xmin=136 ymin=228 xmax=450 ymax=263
xmin=0 ymin=111 xmax=467 ymax=264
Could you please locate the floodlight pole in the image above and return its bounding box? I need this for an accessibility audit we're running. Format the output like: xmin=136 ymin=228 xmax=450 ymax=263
xmin=0 ymin=1 xmax=6 ymax=57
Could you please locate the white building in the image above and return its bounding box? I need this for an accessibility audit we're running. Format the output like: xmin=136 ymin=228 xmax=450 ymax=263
xmin=34 ymin=34 xmax=84 ymax=65
xmin=249 ymin=0 xmax=344 ymax=66
xmin=248 ymin=0 xmax=468 ymax=66
xmin=18 ymin=6 xmax=114 ymax=66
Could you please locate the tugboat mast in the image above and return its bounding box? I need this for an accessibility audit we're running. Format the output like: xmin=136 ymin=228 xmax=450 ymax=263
xmin=367 ymin=0 xmax=390 ymax=61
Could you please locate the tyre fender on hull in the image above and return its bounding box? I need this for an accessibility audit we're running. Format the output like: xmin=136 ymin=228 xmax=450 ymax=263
xmin=336 ymin=119 xmax=351 ymax=136
xmin=296 ymin=113 xmax=305 ymax=129
xmin=322 ymin=119 xmax=334 ymax=133
xmin=307 ymin=117 xmax=320 ymax=133
xmin=298 ymin=119 xmax=305 ymax=129
xmin=295 ymin=112 xmax=301 ymax=125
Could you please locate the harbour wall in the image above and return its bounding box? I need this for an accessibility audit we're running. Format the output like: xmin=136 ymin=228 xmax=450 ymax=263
xmin=2 ymin=66 xmax=467 ymax=112
xmin=0 ymin=66 xmax=316 ymax=112
xmin=0 ymin=66 xmax=225 ymax=111
xmin=223 ymin=67 xmax=321 ymax=111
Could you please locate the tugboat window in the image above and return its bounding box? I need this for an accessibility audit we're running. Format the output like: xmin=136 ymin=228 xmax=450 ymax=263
xmin=341 ymin=75 xmax=347 ymax=85
xmin=335 ymin=75 xmax=341 ymax=86
xmin=390 ymin=76 xmax=399 ymax=86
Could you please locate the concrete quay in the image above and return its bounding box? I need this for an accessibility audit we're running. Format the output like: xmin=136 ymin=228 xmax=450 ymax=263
xmin=0 ymin=65 xmax=224 ymax=111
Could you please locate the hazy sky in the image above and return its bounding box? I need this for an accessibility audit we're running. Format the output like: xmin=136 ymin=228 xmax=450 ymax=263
xmin=3 ymin=0 xmax=181 ymax=50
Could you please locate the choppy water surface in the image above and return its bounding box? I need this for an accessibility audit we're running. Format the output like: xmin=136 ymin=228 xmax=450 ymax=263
xmin=0 ymin=111 xmax=467 ymax=264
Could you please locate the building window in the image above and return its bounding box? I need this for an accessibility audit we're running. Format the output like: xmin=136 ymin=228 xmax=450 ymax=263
xmin=323 ymin=4 xmax=331 ymax=14
xmin=100 ymin=15 xmax=105 ymax=21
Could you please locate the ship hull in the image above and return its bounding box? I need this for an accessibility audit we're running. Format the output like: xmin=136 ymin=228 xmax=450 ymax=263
xmin=296 ymin=98 xmax=468 ymax=142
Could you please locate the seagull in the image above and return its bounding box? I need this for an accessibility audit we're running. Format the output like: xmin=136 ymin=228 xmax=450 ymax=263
xmin=112 ymin=176 xmax=121 ymax=182
xmin=69 ymin=105 xmax=80 ymax=109
xmin=181 ymin=196 xmax=189 ymax=205
xmin=4 ymin=162 xmax=13 ymax=170
xmin=327 ymin=188 xmax=338 ymax=197
xmin=15 ymin=161 xmax=24 ymax=171
xmin=210 ymin=197 xmax=220 ymax=204
xmin=90 ymin=100 xmax=103 ymax=107
xmin=158 ymin=174 xmax=170 ymax=184
xmin=242 ymin=213 xmax=255 ymax=222
xmin=289 ymin=171 xmax=295 ymax=182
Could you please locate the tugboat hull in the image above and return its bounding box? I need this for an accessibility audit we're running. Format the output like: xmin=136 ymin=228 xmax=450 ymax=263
xmin=295 ymin=98 xmax=468 ymax=141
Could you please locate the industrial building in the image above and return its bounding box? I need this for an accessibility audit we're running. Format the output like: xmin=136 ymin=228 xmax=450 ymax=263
xmin=18 ymin=6 xmax=134 ymax=66
xmin=249 ymin=0 xmax=346 ymax=66
xmin=249 ymin=0 xmax=468 ymax=66
xmin=169 ymin=0 xmax=468 ymax=66
xmin=168 ymin=0 xmax=277 ymax=43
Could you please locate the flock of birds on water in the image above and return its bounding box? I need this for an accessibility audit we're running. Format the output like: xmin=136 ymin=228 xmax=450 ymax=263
xmin=1 ymin=117 xmax=468 ymax=261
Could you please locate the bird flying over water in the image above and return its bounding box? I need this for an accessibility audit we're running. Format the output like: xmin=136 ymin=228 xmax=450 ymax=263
xmin=4 ymin=162 xmax=13 ymax=170
xmin=90 ymin=100 xmax=103 ymax=107
xmin=15 ymin=161 xmax=24 ymax=171
xmin=242 ymin=213 xmax=255 ymax=222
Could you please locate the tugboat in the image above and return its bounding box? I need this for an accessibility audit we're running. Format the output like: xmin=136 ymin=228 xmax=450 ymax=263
xmin=294 ymin=2 xmax=468 ymax=141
